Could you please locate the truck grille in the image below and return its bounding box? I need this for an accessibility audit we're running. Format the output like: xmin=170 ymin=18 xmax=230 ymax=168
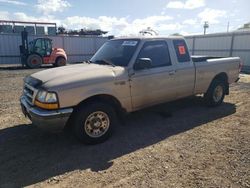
xmin=23 ymin=84 xmax=36 ymax=106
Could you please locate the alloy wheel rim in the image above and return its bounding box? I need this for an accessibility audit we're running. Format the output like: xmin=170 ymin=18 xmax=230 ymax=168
xmin=84 ymin=111 xmax=110 ymax=138
xmin=213 ymin=85 xmax=223 ymax=102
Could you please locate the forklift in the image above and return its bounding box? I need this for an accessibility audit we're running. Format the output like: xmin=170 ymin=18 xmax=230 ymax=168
xmin=20 ymin=29 xmax=67 ymax=68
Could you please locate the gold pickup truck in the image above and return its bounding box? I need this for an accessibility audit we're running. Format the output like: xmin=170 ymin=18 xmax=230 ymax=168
xmin=20 ymin=36 xmax=241 ymax=144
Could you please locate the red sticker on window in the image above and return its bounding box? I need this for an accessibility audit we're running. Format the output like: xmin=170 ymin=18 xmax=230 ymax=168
xmin=178 ymin=45 xmax=186 ymax=55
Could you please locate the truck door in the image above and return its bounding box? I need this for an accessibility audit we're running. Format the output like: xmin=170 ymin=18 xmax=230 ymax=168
xmin=129 ymin=40 xmax=178 ymax=110
xmin=172 ymin=39 xmax=195 ymax=98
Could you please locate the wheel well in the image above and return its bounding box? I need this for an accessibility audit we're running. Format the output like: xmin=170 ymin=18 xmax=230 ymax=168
xmin=211 ymin=72 xmax=229 ymax=94
xmin=65 ymin=94 xmax=124 ymax=130
xmin=55 ymin=56 xmax=65 ymax=63
xmin=80 ymin=94 xmax=121 ymax=106
xmin=74 ymin=94 xmax=125 ymax=115
xmin=214 ymin=72 xmax=228 ymax=83
xmin=28 ymin=53 xmax=43 ymax=59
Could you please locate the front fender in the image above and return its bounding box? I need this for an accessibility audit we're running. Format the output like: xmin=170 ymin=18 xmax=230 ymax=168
xmin=51 ymin=49 xmax=67 ymax=62
xmin=58 ymin=85 xmax=132 ymax=112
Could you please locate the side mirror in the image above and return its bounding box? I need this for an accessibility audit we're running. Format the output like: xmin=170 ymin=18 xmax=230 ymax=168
xmin=134 ymin=58 xmax=152 ymax=70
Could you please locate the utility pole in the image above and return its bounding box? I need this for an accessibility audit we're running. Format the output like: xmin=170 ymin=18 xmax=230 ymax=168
xmin=203 ymin=21 xmax=209 ymax=35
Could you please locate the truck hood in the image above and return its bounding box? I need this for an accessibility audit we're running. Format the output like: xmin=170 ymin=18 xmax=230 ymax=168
xmin=29 ymin=64 xmax=126 ymax=90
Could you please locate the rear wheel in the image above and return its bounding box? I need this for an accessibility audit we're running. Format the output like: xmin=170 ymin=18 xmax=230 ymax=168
xmin=204 ymin=79 xmax=226 ymax=107
xmin=55 ymin=57 xmax=66 ymax=67
xmin=72 ymin=102 xmax=116 ymax=144
xmin=26 ymin=54 xmax=42 ymax=69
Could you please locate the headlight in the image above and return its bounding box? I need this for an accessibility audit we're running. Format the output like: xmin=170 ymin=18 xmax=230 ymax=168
xmin=35 ymin=90 xmax=59 ymax=110
xmin=36 ymin=91 xmax=47 ymax=102
xmin=45 ymin=92 xmax=58 ymax=103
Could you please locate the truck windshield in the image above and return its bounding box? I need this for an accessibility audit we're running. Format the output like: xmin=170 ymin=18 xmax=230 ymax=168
xmin=91 ymin=39 xmax=140 ymax=67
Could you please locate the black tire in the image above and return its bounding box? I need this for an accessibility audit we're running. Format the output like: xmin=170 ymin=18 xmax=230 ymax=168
xmin=26 ymin=54 xmax=42 ymax=69
xmin=72 ymin=102 xmax=116 ymax=144
xmin=204 ymin=79 xmax=226 ymax=107
xmin=55 ymin=57 xmax=66 ymax=67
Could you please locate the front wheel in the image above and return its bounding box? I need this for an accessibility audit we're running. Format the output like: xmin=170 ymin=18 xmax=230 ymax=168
xmin=55 ymin=57 xmax=66 ymax=67
xmin=204 ymin=79 xmax=226 ymax=107
xmin=72 ymin=102 xmax=116 ymax=144
xmin=26 ymin=54 xmax=42 ymax=68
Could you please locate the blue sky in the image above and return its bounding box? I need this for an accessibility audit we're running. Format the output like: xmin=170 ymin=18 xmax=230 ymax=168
xmin=0 ymin=0 xmax=249 ymax=36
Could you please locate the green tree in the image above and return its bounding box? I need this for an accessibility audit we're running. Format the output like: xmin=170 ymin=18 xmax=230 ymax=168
xmin=57 ymin=26 xmax=66 ymax=34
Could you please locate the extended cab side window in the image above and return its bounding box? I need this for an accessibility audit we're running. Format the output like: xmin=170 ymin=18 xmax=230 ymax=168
xmin=173 ymin=39 xmax=190 ymax=63
xmin=136 ymin=41 xmax=172 ymax=69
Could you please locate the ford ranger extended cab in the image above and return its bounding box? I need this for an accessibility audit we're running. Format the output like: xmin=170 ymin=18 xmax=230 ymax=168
xmin=20 ymin=36 xmax=241 ymax=144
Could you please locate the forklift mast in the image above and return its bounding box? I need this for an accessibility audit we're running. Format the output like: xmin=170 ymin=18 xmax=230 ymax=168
xmin=20 ymin=29 xmax=29 ymax=54
xmin=20 ymin=29 xmax=29 ymax=66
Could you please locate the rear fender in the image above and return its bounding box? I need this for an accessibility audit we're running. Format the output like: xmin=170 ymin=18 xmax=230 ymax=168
xmin=207 ymin=73 xmax=229 ymax=95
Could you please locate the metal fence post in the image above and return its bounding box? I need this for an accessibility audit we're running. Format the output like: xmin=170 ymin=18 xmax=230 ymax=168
xmin=230 ymin=33 xmax=235 ymax=57
xmin=94 ymin=37 xmax=97 ymax=53
xmin=192 ymin=36 xmax=196 ymax=55
xmin=62 ymin=36 xmax=65 ymax=50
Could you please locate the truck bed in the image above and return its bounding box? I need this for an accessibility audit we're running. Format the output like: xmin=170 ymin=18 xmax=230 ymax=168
xmin=193 ymin=56 xmax=241 ymax=94
xmin=191 ymin=56 xmax=224 ymax=63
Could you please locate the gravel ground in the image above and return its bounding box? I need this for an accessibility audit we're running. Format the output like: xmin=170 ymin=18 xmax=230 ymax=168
xmin=0 ymin=67 xmax=249 ymax=188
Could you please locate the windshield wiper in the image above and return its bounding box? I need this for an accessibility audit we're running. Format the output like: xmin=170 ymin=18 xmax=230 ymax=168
xmin=94 ymin=59 xmax=116 ymax=67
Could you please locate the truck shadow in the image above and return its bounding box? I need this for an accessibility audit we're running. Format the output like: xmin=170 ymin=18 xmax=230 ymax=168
xmin=0 ymin=97 xmax=236 ymax=187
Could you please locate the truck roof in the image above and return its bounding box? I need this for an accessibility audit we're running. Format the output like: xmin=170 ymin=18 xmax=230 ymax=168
xmin=112 ymin=35 xmax=185 ymax=41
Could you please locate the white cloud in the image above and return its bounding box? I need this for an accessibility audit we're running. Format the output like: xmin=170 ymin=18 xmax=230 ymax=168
xmin=120 ymin=16 xmax=175 ymax=35
xmin=0 ymin=11 xmax=185 ymax=36
xmin=198 ymin=8 xmax=226 ymax=24
xmin=178 ymin=31 xmax=190 ymax=35
xmin=0 ymin=0 xmax=26 ymax=5
xmin=1 ymin=11 xmax=62 ymax=26
xmin=64 ymin=15 xmax=174 ymax=36
xmin=133 ymin=15 xmax=173 ymax=25
xmin=167 ymin=1 xmax=185 ymax=9
xmin=13 ymin=12 xmax=61 ymax=23
xmin=157 ymin=23 xmax=183 ymax=31
xmin=64 ymin=16 xmax=129 ymax=34
xmin=167 ymin=0 xmax=205 ymax=9
xmin=183 ymin=19 xmax=197 ymax=25
xmin=0 ymin=11 xmax=10 ymax=19
xmin=36 ymin=0 xmax=71 ymax=14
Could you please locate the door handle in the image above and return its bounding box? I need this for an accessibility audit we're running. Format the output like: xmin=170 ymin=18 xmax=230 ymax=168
xmin=169 ymin=70 xmax=176 ymax=76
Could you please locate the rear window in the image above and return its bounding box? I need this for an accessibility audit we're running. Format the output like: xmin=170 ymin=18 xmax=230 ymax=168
xmin=173 ymin=39 xmax=190 ymax=63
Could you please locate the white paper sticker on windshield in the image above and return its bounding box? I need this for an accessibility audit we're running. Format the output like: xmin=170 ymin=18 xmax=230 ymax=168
xmin=122 ymin=41 xmax=138 ymax=46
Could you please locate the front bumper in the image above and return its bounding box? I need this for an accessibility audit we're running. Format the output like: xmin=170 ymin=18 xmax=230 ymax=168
xmin=20 ymin=96 xmax=73 ymax=131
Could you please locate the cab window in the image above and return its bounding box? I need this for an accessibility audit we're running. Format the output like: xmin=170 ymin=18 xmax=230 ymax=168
xmin=173 ymin=39 xmax=190 ymax=63
xmin=34 ymin=39 xmax=46 ymax=55
xmin=45 ymin=39 xmax=52 ymax=54
xmin=136 ymin=41 xmax=172 ymax=68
